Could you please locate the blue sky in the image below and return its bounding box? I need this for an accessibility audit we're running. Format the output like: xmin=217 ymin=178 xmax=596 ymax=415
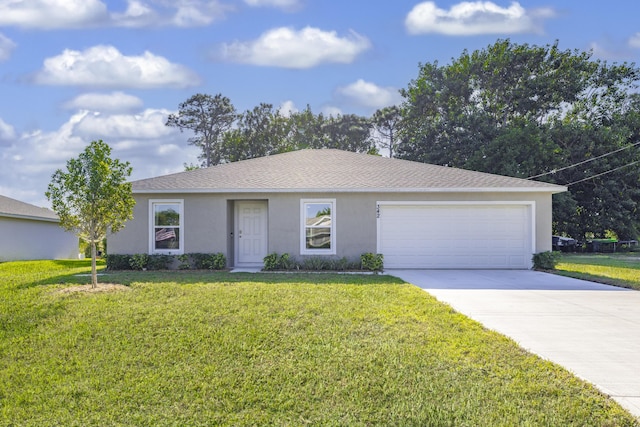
xmin=1 ymin=0 xmax=640 ymax=207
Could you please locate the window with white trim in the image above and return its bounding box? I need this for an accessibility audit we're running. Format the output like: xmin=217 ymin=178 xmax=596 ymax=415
xmin=301 ymin=199 xmax=336 ymax=255
xmin=149 ymin=200 xmax=183 ymax=254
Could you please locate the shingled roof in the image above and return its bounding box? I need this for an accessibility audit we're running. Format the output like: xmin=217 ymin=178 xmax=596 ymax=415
xmin=0 ymin=194 xmax=59 ymax=222
xmin=132 ymin=149 xmax=567 ymax=194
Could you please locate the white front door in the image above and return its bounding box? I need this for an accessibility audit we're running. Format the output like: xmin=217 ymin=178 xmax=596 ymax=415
xmin=235 ymin=201 xmax=268 ymax=266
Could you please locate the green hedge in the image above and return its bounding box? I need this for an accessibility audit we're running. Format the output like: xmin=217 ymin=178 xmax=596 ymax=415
xmin=532 ymin=251 xmax=560 ymax=270
xmin=107 ymin=252 xmax=386 ymax=272
xmin=104 ymin=254 xmax=130 ymax=270
xmin=262 ymin=253 xmax=382 ymax=272
xmin=105 ymin=253 xmax=227 ymax=271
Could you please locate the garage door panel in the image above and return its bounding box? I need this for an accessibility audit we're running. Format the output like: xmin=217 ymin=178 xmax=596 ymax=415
xmin=379 ymin=204 xmax=532 ymax=269
xmin=508 ymin=239 xmax=527 ymax=249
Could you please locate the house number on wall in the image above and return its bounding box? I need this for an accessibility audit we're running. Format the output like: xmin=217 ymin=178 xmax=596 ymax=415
xmin=376 ymin=204 xmax=380 ymax=219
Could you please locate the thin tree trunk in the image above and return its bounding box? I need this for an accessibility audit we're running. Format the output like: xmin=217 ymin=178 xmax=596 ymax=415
xmin=91 ymin=241 xmax=98 ymax=288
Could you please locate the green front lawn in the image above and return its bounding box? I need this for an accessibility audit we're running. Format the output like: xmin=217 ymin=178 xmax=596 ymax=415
xmin=0 ymin=260 xmax=637 ymax=426
xmin=555 ymin=253 xmax=640 ymax=290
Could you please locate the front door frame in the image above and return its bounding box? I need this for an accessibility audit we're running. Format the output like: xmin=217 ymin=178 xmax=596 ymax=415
xmin=234 ymin=200 xmax=268 ymax=267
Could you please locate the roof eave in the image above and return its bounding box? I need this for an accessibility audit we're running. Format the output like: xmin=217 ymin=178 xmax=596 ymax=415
xmin=0 ymin=213 xmax=60 ymax=222
xmin=133 ymin=186 xmax=568 ymax=194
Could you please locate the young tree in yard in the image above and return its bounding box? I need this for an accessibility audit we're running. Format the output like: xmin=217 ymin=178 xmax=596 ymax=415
xmin=46 ymin=140 xmax=135 ymax=288
xmin=166 ymin=93 xmax=237 ymax=167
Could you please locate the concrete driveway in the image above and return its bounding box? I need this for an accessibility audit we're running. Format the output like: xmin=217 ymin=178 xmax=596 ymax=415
xmin=391 ymin=269 xmax=640 ymax=419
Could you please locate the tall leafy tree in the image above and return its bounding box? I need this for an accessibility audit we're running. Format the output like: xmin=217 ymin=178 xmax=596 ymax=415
xmin=286 ymin=106 xmax=326 ymax=150
xmin=399 ymin=39 xmax=640 ymax=240
xmin=372 ymin=105 xmax=403 ymax=158
xmin=284 ymin=107 xmax=375 ymax=153
xmin=545 ymin=106 xmax=640 ymax=239
xmin=46 ymin=140 xmax=135 ymax=287
xmin=465 ymin=40 xmax=598 ymax=125
xmin=399 ymin=40 xmax=603 ymax=168
xmin=166 ymin=93 xmax=237 ymax=167
xmin=317 ymin=114 xmax=375 ymax=153
xmin=221 ymin=103 xmax=291 ymax=162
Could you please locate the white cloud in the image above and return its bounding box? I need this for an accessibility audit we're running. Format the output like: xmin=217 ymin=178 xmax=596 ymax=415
xmin=171 ymin=0 xmax=229 ymax=27
xmin=110 ymin=0 xmax=158 ymax=27
xmin=0 ymin=118 xmax=16 ymax=143
xmin=63 ymin=92 xmax=144 ymax=112
xmin=588 ymin=41 xmax=634 ymax=61
xmin=0 ymin=33 xmax=17 ymax=62
xmin=405 ymin=1 xmax=554 ymax=36
xmin=335 ymin=79 xmax=403 ymax=109
xmin=322 ymin=106 xmax=342 ymax=117
xmin=589 ymin=42 xmax=614 ymax=60
xmin=243 ymin=0 xmax=301 ymax=10
xmin=33 ymin=45 xmax=200 ymax=88
xmin=220 ymin=26 xmax=371 ymax=68
xmin=0 ymin=0 xmax=109 ymax=29
xmin=628 ymin=33 xmax=640 ymax=49
xmin=0 ymin=113 xmax=96 ymax=207
xmin=278 ymin=100 xmax=298 ymax=117
xmin=74 ymin=109 xmax=176 ymax=139
xmin=0 ymin=0 xmax=228 ymax=29
xmin=0 ymin=110 xmax=199 ymax=207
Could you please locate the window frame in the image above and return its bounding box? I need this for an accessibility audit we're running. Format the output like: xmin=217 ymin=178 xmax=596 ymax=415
xmin=149 ymin=199 xmax=184 ymax=255
xmin=300 ymin=199 xmax=336 ymax=255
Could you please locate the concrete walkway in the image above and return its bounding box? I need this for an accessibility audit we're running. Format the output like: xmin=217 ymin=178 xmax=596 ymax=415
xmin=391 ymin=269 xmax=640 ymax=419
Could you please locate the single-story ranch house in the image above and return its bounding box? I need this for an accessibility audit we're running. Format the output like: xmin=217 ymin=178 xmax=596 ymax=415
xmin=108 ymin=149 xmax=567 ymax=269
xmin=0 ymin=194 xmax=78 ymax=262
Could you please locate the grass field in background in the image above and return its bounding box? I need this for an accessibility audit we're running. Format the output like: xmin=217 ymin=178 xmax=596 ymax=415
xmin=0 ymin=260 xmax=637 ymax=426
xmin=555 ymin=253 xmax=640 ymax=290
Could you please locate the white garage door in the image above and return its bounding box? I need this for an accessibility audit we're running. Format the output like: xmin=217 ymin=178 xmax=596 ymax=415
xmin=378 ymin=203 xmax=533 ymax=269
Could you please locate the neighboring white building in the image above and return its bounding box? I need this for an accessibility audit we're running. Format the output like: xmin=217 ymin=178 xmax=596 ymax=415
xmin=0 ymin=194 xmax=78 ymax=262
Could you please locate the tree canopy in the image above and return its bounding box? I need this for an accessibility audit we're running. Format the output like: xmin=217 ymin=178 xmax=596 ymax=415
xmin=166 ymin=93 xmax=237 ymax=167
xmin=166 ymin=39 xmax=640 ymax=241
xmin=372 ymin=106 xmax=403 ymax=158
xmin=46 ymin=140 xmax=135 ymax=287
xmin=167 ymin=101 xmax=377 ymax=165
xmin=398 ymin=39 xmax=640 ymax=240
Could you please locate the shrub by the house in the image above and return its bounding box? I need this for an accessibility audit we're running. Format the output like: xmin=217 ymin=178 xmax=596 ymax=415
xmin=262 ymin=253 xmax=381 ymax=272
xmin=360 ymin=253 xmax=384 ymax=273
xmin=532 ymin=251 xmax=560 ymax=270
xmin=105 ymin=253 xmax=226 ymax=271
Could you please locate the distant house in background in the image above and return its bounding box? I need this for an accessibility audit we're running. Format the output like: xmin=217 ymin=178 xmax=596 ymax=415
xmin=0 ymin=194 xmax=78 ymax=262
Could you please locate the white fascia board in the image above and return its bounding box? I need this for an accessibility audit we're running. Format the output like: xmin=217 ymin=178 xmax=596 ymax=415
xmin=133 ymin=186 xmax=567 ymax=194
xmin=376 ymin=200 xmax=536 ymax=206
xmin=0 ymin=213 xmax=60 ymax=223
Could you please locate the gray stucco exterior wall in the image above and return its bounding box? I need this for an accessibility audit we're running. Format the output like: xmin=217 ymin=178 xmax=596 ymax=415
xmin=107 ymin=191 xmax=554 ymax=266
xmin=0 ymin=217 xmax=78 ymax=261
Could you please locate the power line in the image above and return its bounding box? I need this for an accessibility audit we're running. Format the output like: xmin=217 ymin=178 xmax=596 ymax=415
xmin=526 ymin=140 xmax=640 ymax=179
xmin=565 ymin=160 xmax=640 ymax=186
